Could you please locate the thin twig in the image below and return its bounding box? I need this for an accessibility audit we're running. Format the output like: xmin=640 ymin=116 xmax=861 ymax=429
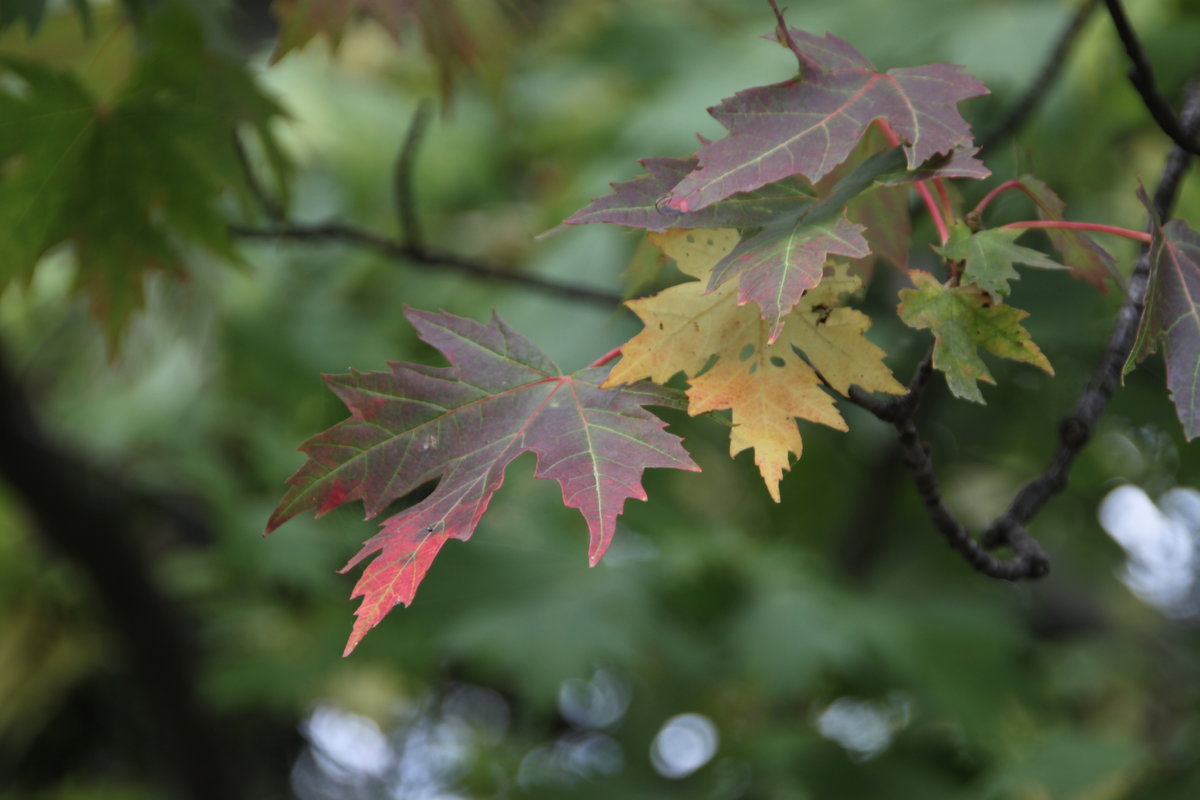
xmin=978 ymin=0 xmax=1100 ymax=152
xmin=233 ymin=132 xmax=284 ymax=224
xmin=1104 ymin=0 xmax=1200 ymax=156
xmin=228 ymin=98 xmax=622 ymax=308
xmin=395 ymin=100 xmax=434 ymax=251
xmin=229 ymin=221 xmax=623 ymax=306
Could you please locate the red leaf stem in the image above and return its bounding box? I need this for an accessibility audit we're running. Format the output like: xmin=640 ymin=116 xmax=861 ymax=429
xmin=589 ymin=346 xmax=623 ymax=368
xmin=875 ymin=119 xmax=950 ymax=243
xmin=1001 ymin=220 xmax=1151 ymax=243
xmin=969 ymin=179 xmax=1024 ymax=219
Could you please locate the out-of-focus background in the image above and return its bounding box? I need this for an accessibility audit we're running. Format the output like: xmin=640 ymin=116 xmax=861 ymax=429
xmin=3 ymin=0 xmax=1200 ymax=797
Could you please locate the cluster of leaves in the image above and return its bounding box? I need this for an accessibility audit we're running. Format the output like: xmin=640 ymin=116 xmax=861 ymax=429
xmin=265 ymin=10 xmax=1200 ymax=654
xmin=0 ymin=3 xmax=289 ymax=345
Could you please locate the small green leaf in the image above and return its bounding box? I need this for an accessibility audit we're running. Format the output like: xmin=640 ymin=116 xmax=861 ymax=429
xmin=898 ymin=270 xmax=1052 ymax=403
xmin=937 ymin=222 xmax=1065 ymax=300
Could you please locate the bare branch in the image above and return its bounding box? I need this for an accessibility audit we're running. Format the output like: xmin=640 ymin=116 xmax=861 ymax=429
xmin=228 ymin=98 xmax=622 ymax=308
xmin=233 ymin=131 xmax=284 ymax=224
xmin=229 ymin=221 xmax=623 ymax=306
xmin=1104 ymin=0 xmax=1200 ymax=156
xmin=395 ymin=100 xmax=434 ymax=250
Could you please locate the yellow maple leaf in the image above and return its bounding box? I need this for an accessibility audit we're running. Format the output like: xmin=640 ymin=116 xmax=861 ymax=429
xmin=604 ymin=228 xmax=904 ymax=501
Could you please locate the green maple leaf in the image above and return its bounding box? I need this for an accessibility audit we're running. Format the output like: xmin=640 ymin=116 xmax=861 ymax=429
xmin=0 ymin=5 xmax=288 ymax=347
xmin=937 ymin=222 xmax=1065 ymax=300
xmin=898 ymin=270 xmax=1053 ymax=403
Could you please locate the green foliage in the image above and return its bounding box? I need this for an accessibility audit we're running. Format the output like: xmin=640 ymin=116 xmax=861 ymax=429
xmin=4 ymin=3 xmax=1200 ymax=800
xmin=0 ymin=4 xmax=287 ymax=346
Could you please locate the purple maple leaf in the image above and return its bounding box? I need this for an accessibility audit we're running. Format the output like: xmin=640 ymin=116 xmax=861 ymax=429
xmin=267 ymin=309 xmax=698 ymax=655
xmin=665 ymin=28 xmax=988 ymax=214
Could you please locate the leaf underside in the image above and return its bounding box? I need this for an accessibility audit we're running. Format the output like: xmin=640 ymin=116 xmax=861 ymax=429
xmin=1127 ymin=214 xmax=1200 ymax=439
xmin=267 ymin=309 xmax=697 ymax=655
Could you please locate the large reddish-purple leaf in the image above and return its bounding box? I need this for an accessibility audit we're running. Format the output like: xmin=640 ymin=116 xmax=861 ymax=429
xmin=562 ymin=157 xmax=817 ymax=232
xmin=1015 ymin=175 xmax=1114 ymax=290
xmin=267 ymin=308 xmax=698 ymax=654
xmin=1126 ymin=215 xmax=1200 ymax=439
xmin=708 ymin=214 xmax=868 ymax=341
xmin=663 ymin=27 xmax=987 ymax=213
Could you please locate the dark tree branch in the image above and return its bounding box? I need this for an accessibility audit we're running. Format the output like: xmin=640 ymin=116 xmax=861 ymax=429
xmin=1104 ymin=0 xmax=1200 ymax=156
xmin=229 ymin=99 xmax=623 ymax=308
xmin=846 ymin=82 xmax=1200 ymax=580
xmin=0 ymin=350 xmax=243 ymax=800
xmin=978 ymin=0 xmax=1100 ymax=153
xmin=229 ymin=221 xmax=623 ymax=306
xmin=232 ymin=131 xmax=284 ymax=225
xmin=394 ymin=100 xmax=433 ymax=251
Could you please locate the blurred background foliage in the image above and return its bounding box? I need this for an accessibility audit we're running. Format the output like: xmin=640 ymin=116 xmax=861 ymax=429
xmin=3 ymin=0 xmax=1200 ymax=798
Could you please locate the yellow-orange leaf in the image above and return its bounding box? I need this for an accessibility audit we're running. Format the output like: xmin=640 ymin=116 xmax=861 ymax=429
xmin=605 ymin=228 xmax=904 ymax=501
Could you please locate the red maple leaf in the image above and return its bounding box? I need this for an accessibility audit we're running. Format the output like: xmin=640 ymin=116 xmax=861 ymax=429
xmin=266 ymin=309 xmax=698 ymax=655
xmin=665 ymin=25 xmax=987 ymax=214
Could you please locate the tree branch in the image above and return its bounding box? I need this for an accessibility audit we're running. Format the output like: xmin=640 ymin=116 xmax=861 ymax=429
xmin=228 ymin=101 xmax=623 ymax=308
xmin=985 ymin=82 xmax=1200 ymax=544
xmin=229 ymin=221 xmax=623 ymax=306
xmin=394 ymin=100 xmax=433 ymax=251
xmin=1104 ymin=0 xmax=1200 ymax=156
xmin=0 ymin=349 xmax=244 ymax=800
xmin=845 ymin=82 xmax=1200 ymax=580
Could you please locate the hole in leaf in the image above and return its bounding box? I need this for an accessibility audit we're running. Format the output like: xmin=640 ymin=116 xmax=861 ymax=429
xmin=749 ymin=363 xmax=758 ymax=374
xmin=686 ymin=234 xmax=695 ymax=243
xmin=693 ymin=353 xmax=719 ymax=377
xmin=770 ymin=355 xmax=786 ymax=368
xmin=739 ymin=343 xmax=755 ymax=361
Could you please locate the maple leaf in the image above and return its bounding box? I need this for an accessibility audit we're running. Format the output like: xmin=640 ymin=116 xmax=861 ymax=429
xmin=0 ymin=6 xmax=288 ymax=347
xmin=898 ymin=270 xmax=1053 ymax=403
xmin=936 ymin=222 xmax=1065 ymax=301
xmin=701 ymin=146 xmax=967 ymax=340
xmin=1125 ymin=210 xmax=1200 ymax=439
xmin=663 ymin=27 xmax=988 ymax=214
xmin=270 ymin=0 xmax=507 ymax=101
xmin=604 ymin=228 xmax=903 ymax=500
xmin=266 ymin=308 xmax=698 ymax=655
xmin=707 ymin=214 xmax=869 ymax=342
xmin=1015 ymin=175 xmax=1115 ymax=290
xmin=566 ymin=141 xmax=988 ymax=337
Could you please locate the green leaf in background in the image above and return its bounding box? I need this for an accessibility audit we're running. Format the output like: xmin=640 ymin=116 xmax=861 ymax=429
xmin=0 ymin=4 xmax=288 ymax=347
